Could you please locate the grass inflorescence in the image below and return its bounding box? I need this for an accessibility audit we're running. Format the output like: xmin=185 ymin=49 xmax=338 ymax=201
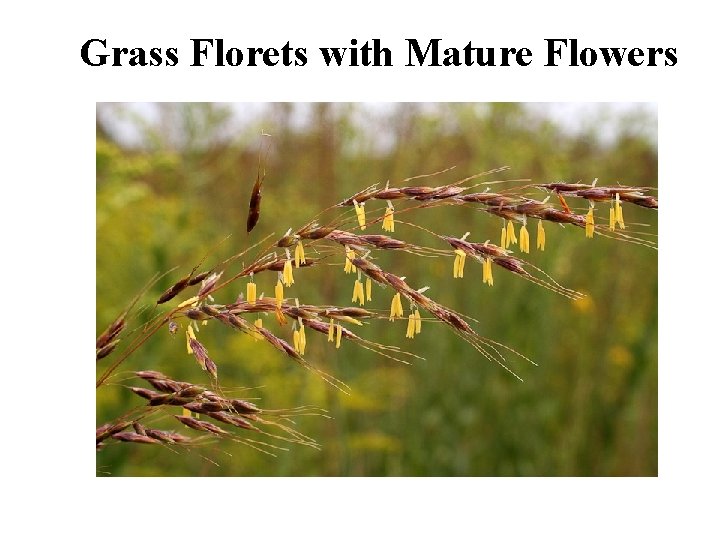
xmin=96 ymin=165 xmax=658 ymax=465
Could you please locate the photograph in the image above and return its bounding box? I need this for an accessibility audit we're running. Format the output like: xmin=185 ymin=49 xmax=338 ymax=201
xmin=96 ymin=102 xmax=658 ymax=476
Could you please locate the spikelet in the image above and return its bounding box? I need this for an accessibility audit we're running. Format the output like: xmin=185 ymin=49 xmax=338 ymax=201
xmin=382 ymin=202 xmax=395 ymax=232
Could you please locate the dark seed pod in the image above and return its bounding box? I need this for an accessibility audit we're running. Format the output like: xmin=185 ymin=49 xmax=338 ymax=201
xmin=187 ymin=270 xmax=212 ymax=286
xmin=157 ymin=277 xmax=191 ymax=304
xmin=96 ymin=339 xmax=119 ymax=361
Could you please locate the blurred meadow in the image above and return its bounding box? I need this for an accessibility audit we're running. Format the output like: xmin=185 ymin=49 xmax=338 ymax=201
xmin=96 ymin=102 xmax=657 ymax=476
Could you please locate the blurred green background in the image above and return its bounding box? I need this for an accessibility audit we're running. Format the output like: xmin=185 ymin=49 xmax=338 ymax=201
xmin=96 ymin=103 xmax=657 ymax=476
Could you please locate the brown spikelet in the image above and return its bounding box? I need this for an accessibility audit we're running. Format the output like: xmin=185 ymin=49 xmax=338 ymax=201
xmin=96 ymin=339 xmax=120 ymax=361
xmin=156 ymin=276 xmax=192 ymax=304
xmin=145 ymin=429 xmax=193 ymax=444
xmin=297 ymin=222 xmax=335 ymax=240
xmin=256 ymin=326 xmax=303 ymax=360
xmin=96 ymin=317 xmax=125 ymax=349
xmin=130 ymin=386 xmax=196 ymax=406
xmin=206 ymin=411 xmax=259 ymax=430
xmin=148 ymin=376 xmax=192 ymax=395
xmin=96 ymin=420 xmax=132 ymax=444
xmin=188 ymin=338 xmax=214 ymax=374
xmin=112 ymin=432 xmax=159 ymax=444
xmin=198 ymin=272 xmax=223 ymax=298
xmin=176 ymin=385 xmax=206 ymax=398
xmin=538 ymin=182 xmax=658 ymax=209
xmin=246 ymin=148 xmax=267 ymax=233
xmin=135 ymin=370 xmax=170 ymax=381
xmin=187 ymin=270 xmax=212 ymax=286
xmin=230 ymin=399 xmax=261 ymax=414
xmin=183 ymin=401 xmax=229 ymax=414
xmin=174 ymin=415 xmax=228 ymax=436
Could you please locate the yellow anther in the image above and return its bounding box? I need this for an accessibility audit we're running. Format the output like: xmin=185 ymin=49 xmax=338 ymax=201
xmin=253 ymin=318 xmax=263 ymax=341
xmin=274 ymin=279 xmax=284 ymax=308
xmin=615 ymin=194 xmax=625 ymax=229
xmin=344 ymin=248 xmax=356 ymax=274
xmin=177 ymin=296 xmax=199 ymax=309
xmin=185 ymin=324 xmax=195 ymax=354
xmin=406 ymin=312 xmax=416 ymax=339
xmin=335 ymin=324 xmax=343 ymax=349
xmin=382 ymin=202 xmax=395 ymax=232
xmin=537 ymin=221 xmax=546 ymax=251
xmin=519 ymin=224 xmax=530 ymax=254
xmin=390 ymin=293 xmax=404 ymax=320
xmin=609 ymin=206 xmax=616 ymax=231
xmin=246 ymin=282 xmax=257 ymax=305
xmin=453 ymin=249 xmax=467 ymax=278
xmin=501 ymin=226 xmax=507 ymax=250
xmin=327 ymin=318 xmax=335 ymax=342
xmin=282 ymin=259 xmax=294 ymax=286
xmin=293 ymin=329 xmax=301 ymax=352
xmin=414 ymin=309 xmax=422 ymax=334
xmin=294 ymin=241 xmax=306 ymax=268
xmin=483 ymin=258 xmax=494 ymax=287
xmin=299 ymin=323 xmax=306 ymax=355
xmin=353 ymin=199 xmax=366 ymax=230
xmin=352 ymin=279 xmax=365 ymax=306
xmin=507 ymin=221 xmax=517 ymax=245
xmin=365 ymin=277 xmax=372 ymax=302
xmin=585 ymin=207 xmax=595 ymax=238
xmin=185 ymin=325 xmax=196 ymax=354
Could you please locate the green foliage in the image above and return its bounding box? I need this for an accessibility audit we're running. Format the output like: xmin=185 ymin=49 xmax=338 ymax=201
xmin=96 ymin=103 xmax=657 ymax=476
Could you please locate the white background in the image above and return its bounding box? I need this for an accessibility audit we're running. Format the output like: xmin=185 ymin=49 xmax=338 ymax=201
xmin=3 ymin=0 xmax=716 ymax=538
